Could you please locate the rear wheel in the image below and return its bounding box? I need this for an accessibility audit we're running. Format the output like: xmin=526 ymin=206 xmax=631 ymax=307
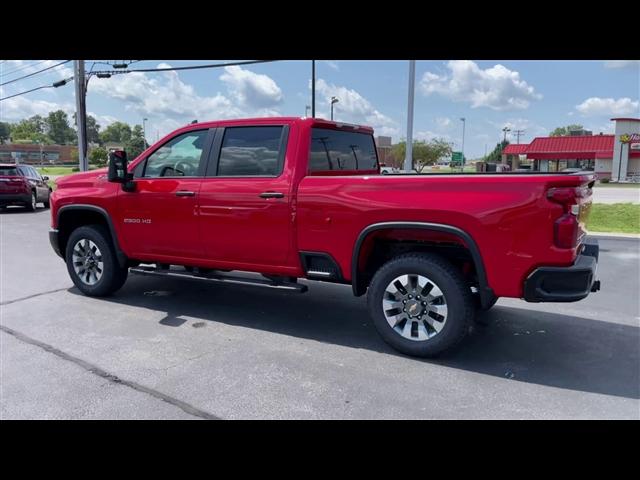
xmin=25 ymin=191 xmax=37 ymax=211
xmin=65 ymin=225 xmax=128 ymax=296
xmin=367 ymin=253 xmax=474 ymax=357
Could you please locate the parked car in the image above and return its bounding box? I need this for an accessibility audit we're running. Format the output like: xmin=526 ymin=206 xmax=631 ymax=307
xmin=48 ymin=117 xmax=600 ymax=357
xmin=0 ymin=163 xmax=51 ymax=211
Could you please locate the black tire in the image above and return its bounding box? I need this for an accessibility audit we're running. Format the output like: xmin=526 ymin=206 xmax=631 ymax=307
xmin=367 ymin=253 xmax=475 ymax=357
xmin=25 ymin=191 xmax=37 ymax=211
xmin=65 ymin=224 xmax=128 ymax=296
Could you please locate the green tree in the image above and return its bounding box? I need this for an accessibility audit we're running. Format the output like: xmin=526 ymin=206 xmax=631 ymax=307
xmin=486 ymin=140 xmax=509 ymax=163
xmin=391 ymin=138 xmax=453 ymax=172
xmin=99 ymin=121 xmax=132 ymax=145
xmin=46 ymin=110 xmax=75 ymax=144
xmin=0 ymin=122 xmax=11 ymax=144
xmin=550 ymin=124 xmax=584 ymax=136
xmin=124 ymin=125 xmax=148 ymax=159
xmin=10 ymin=115 xmax=52 ymax=144
xmin=89 ymin=146 xmax=109 ymax=167
xmin=73 ymin=113 xmax=101 ymax=145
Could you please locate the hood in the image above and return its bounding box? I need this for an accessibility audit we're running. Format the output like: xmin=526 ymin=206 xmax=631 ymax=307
xmin=55 ymin=167 xmax=108 ymax=188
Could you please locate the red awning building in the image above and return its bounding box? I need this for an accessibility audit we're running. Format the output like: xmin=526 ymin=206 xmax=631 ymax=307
xmin=501 ymin=118 xmax=640 ymax=181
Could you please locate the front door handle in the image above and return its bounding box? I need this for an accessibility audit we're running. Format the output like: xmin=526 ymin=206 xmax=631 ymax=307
xmin=176 ymin=190 xmax=196 ymax=197
xmin=259 ymin=191 xmax=284 ymax=199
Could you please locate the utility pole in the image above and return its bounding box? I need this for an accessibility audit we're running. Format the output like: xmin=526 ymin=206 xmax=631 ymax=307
xmin=404 ymin=60 xmax=416 ymax=172
xmin=74 ymin=60 xmax=88 ymax=172
xmin=305 ymin=105 xmax=310 ymax=117
xmin=311 ymin=60 xmax=316 ymax=118
xmin=513 ymin=129 xmax=525 ymax=144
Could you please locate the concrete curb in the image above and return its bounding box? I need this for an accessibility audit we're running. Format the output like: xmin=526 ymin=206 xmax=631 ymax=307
xmin=588 ymin=231 xmax=640 ymax=239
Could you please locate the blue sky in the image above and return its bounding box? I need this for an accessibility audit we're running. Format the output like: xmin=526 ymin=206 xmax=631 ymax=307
xmin=1 ymin=60 xmax=638 ymax=158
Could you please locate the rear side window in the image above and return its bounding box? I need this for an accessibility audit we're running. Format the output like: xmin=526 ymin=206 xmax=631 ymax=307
xmin=0 ymin=166 xmax=19 ymax=176
xmin=217 ymin=126 xmax=285 ymax=176
xmin=309 ymin=128 xmax=378 ymax=172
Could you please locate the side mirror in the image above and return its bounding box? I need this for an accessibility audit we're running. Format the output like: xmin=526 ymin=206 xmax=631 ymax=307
xmin=42 ymin=176 xmax=49 ymax=181
xmin=108 ymin=150 xmax=136 ymax=192
xmin=108 ymin=150 xmax=128 ymax=183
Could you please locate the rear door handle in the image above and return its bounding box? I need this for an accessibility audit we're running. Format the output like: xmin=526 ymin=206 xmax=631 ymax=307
xmin=176 ymin=190 xmax=196 ymax=197
xmin=259 ymin=191 xmax=284 ymax=199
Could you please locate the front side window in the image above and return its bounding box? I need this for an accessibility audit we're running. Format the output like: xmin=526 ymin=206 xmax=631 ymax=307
xmin=142 ymin=130 xmax=208 ymax=178
xmin=217 ymin=126 xmax=285 ymax=176
xmin=309 ymin=128 xmax=378 ymax=172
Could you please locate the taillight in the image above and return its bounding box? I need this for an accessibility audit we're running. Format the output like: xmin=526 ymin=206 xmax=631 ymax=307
xmin=554 ymin=213 xmax=579 ymax=248
xmin=547 ymin=186 xmax=584 ymax=249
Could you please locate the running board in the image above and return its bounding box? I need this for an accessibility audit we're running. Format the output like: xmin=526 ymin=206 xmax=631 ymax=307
xmin=129 ymin=266 xmax=308 ymax=293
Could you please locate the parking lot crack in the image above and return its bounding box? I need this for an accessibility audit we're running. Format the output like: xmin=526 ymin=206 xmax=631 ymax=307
xmin=0 ymin=287 xmax=70 ymax=307
xmin=0 ymin=324 xmax=221 ymax=420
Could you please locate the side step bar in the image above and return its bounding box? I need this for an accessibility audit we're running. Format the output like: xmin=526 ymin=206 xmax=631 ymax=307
xmin=129 ymin=266 xmax=308 ymax=293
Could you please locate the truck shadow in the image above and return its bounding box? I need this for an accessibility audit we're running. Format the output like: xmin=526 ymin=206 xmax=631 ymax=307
xmin=78 ymin=273 xmax=640 ymax=400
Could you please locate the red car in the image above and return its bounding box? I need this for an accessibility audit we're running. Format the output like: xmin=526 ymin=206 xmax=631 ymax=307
xmin=0 ymin=163 xmax=52 ymax=211
xmin=48 ymin=117 xmax=600 ymax=357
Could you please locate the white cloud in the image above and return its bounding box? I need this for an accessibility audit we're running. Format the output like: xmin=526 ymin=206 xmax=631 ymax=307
xmin=603 ymin=60 xmax=640 ymax=69
xmin=575 ymin=97 xmax=640 ymax=117
xmin=0 ymin=94 xmax=75 ymax=121
xmin=324 ymin=61 xmax=340 ymax=71
xmin=88 ymin=64 xmax=284 ymax=138
xmin=435 ymin=117 xmax=452 ymax=128
xmin=415 ymin=130 xmax=451 ymax=141
xmin=219 ymin=65 xmax=283 ymax=109
xmin=419 ymin=60 xmax=542 ymax=111
xmin=314 ymin=78 xmax=399 ymax=137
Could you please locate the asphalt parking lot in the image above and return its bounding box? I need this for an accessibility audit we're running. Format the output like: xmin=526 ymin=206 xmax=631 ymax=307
xmin=1 ymin=206 xmax=639 ymax=419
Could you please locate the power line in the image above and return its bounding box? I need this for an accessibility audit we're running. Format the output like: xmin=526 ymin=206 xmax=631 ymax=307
xmin=89 ymin=59 xmax=277 ymax=78
xmin=0 ymin=60 xmax=50 ymax=78
xmin=0 ymin=77 xmax=73 ymax=101
xmin=0 ymin=60 xmax=71 ymax=87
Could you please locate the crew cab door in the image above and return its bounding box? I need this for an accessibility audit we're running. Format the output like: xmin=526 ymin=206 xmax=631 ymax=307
xmin=117 ymin=128 xmax=213 ymax=259
xmin=197 ymin=125 xmax=293 ymax=269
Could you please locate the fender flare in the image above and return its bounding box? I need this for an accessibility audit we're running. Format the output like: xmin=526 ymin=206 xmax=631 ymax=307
xmin=57 ymin=204 xmax=127 ymax=268
xmin=351 ymin=221 xmax=495 ymax=308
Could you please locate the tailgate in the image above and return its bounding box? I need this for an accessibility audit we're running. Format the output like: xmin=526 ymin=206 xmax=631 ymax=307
xmin=0 ymin=176 xmax=25 ymax=193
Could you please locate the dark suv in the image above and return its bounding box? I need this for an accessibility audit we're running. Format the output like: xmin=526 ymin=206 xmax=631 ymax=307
xmin=0 ymin=163 xmax=52 ymax=211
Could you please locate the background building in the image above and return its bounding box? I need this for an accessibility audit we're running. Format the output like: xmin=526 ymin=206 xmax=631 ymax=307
xmin=0 ymin=144 xmax=77 ymax=165
xmin=501 ymin=118 xmax=640 ymax=180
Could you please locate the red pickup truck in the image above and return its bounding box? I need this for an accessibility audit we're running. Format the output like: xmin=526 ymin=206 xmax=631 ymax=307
xmin=49 ymin=117 xmax=600 ymax=357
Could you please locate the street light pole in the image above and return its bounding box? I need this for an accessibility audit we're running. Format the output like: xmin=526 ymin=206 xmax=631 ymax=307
xmin=460 ymin=117 xmax=466 ymax=167
xmin=311 ymin=60 xmax=316 ymax=118
xmin=502 ymin=126 xmax=511 ymax=143
xmin=404 ymin=60 xmax=416 ymax=172
xmin=330 ymin=96 xmax=339 ymax=121
xmin=142 ymin=117 xmax=148 ymax=148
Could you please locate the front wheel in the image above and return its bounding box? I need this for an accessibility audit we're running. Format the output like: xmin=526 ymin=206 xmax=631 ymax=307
xmin=367 ymin=253 xmax=475 ymax=357
xmin=65 ymin=225 xmax=128 ymax=296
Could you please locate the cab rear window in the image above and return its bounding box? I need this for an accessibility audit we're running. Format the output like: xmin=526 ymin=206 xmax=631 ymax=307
xmin=309 ymin=128 xmax=378 ymax=172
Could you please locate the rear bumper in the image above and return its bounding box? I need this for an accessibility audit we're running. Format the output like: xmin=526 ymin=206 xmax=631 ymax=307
xmin=523 ymin=237 xmax=600 ymax=302
xmin=0 ymin=193 xmax=31 ymax=206
xmin=49 ymin=229 xmax=63 ymax=258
